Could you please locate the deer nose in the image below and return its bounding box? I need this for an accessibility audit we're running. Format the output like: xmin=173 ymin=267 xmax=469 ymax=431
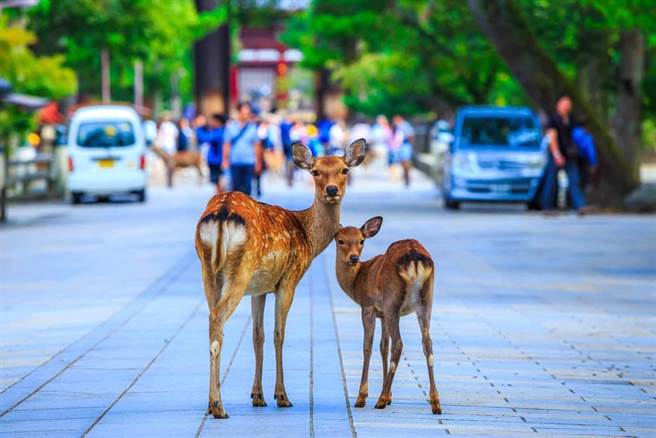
xmin=326 ymin=185 xmax=339 ymax=197
xmin=349 ymin=255 xmax=359 ymax=264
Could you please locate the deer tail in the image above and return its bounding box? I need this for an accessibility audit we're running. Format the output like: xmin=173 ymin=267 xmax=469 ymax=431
xmin=398 ymin=250 xmax=433 ymax=287
xmin=197 ymin=206 xmax=247 ymax=273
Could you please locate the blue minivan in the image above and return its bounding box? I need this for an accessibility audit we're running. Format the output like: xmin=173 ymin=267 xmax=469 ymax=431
xmin=442 ymin=106 xmax=545 ymax=209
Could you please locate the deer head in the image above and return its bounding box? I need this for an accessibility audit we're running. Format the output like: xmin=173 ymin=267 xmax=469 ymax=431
xmin=335 ymin=216 xmax=383 ymax=265
xmin=292 ymin=139 xmax=367 ymax=205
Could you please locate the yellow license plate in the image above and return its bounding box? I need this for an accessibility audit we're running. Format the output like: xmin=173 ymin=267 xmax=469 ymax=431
xmin=98 ymin=160 xmax=114 ymax=168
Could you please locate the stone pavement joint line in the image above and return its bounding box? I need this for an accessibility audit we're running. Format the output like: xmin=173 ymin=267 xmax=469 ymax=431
xmin=1 ymin=175 xmax=655 ymax=437
xmin=82 ymin=302 xmax=203 ymax=437
xmin=194 ymin=314 xmax=252 ymax=437
xmin=0 ymin=251 xmax=196 ymax=418
xmin=323 ymin=255 xmax=357 ymax=438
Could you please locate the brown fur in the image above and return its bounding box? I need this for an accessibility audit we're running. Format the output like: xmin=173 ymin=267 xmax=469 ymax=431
xmin=334 ymin=217 xmax=441 ymax=414
xmin=195 ymin=140 xmax=366 ymax=418
xmin=152 ymin=146 xmax=204 ymax=187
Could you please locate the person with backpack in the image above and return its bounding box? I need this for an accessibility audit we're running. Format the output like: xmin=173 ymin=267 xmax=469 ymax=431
xmin=540 ymin=95 xmax=591 ymax=213
xmin=222 ymin=102 xmax=262 ymax=196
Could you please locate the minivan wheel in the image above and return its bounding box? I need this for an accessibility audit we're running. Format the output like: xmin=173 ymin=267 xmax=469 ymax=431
xmin=135 ymin=189 xmax=146 ymax=203
xmin=71 ymin=192 xmax=83 ymax=205
xmin=444 ymin=197 xmax=460 ymax=210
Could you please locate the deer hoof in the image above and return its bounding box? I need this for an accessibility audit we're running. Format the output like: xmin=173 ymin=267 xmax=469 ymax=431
xmin=251 ymin=392 xmax=267 ymax=407
xmin=209 ymin=400 xmax=229 ymax=419
xmin=274 ymin=393 xmax=293 ymax=408
xmin=431 ymin=400 xmax=442 ymax=415
xmin=374 ymin=396 xmax=390 ymax=409
xmin=355 ymin=393 xmax=367 ymax=408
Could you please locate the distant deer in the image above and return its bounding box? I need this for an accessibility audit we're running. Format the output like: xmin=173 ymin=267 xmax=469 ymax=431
xmin=334 ymin=217 xmax=441 ymax=414
xmin=151 ymin=146 xmax=204 ymax=187
xmin=195 ymin=139 xmax=366 ymax=418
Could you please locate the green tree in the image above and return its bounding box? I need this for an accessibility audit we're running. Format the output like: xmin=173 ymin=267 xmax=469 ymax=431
xmin=0 ymin=16 xmax=76 ymax=143
xmin=28 ymin=0 xmax=225 ymax=109
xmin=468 ymin=0 xmax=656 ymax=205
xmin=283 ymin=0 xmax=524 ymax=117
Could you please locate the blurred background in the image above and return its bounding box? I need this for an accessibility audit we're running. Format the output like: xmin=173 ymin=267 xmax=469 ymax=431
xmin=0 ymin=0 xmax=655 ymax=218
xmin=1 ymin=2 xmax=656 ymax=436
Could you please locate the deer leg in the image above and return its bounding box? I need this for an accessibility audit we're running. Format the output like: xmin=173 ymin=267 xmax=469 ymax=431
xmin=207 ymin=274 xmax=249 ymax=419
xmin=273 ymin=282 xmax=296 ymax=407
xmin=355 ymin=306 xmax=376 ymax=407
xmin=375 ymin=314 xmax=402 ymax=409
xmin=416 ymin=278 xmax=441 ymax=414
xmin=380 ymin=321 xmax=389 ymax=384
xmin=250 ymin=294 xmax=267 ymax=407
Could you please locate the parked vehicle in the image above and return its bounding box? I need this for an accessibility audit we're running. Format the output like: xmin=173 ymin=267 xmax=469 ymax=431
xmin=442 ymin=106 xmax=545 ymax=209
xmin=67 ymin=105 xmax=147 ymax=204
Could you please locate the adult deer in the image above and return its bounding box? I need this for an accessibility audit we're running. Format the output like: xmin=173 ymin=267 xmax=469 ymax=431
xmin=195 ymin=139 xmax=366 ymax=418
xmin=334 ymin=217 xmax=442 ymax=414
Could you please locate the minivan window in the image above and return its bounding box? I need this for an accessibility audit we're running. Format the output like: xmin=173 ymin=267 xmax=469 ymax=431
xmin=460 ymin=116 xmax=539 ymax=148
xmin=77 ymin=121 xmax=135 ymax=147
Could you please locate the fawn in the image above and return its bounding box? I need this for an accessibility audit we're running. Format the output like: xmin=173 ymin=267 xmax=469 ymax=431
xmin=195 ymin=139 xmax=366 ymax=418
xmin=334 ymin=216 xmax=441 ymax=414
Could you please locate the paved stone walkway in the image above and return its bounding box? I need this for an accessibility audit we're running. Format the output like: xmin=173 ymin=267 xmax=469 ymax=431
xmin=1 ymin=169 xmax=655 ymax=437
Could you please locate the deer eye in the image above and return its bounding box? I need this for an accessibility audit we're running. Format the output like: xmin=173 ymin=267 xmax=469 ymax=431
xmin=360 ymin=240 xmax=364 ymax=245
xmin=338 ymin=240 xmax=344 ymax=244
xmin=341 ymin=168 xmax=349 ymax=174
xmin=311 ymin=170 xmax=319 ymax=177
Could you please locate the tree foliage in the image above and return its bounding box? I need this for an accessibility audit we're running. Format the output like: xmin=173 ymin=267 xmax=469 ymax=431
xmin=0 ymin=16 xmax=76 ymax=143
xmin=28 ymin=0 xmax=226 ymax=105
xmin=283 ymin=0 xmax=525 ymax=117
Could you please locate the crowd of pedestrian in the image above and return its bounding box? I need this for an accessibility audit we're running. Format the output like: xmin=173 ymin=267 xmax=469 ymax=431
xmin=150 ymin=103 xmax=418 ymax=197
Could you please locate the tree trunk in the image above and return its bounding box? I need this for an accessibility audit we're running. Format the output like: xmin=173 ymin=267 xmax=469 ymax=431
xmin=314 ymin=68 xmax=330 ymax=120
xmin=467 ymin=0 xmax=639 ymax=207
xmin=101 ymin=47 xmax=111 ymax=103
xmin=134 ymin=59 xmax=144 ymax=112
xmin=612 ymin=29 xmax=644 ymax=185
xmin=194 ymin=0 xmax=231 ymax=116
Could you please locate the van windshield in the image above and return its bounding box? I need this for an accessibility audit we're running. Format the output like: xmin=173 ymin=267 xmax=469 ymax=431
xmin=460 ymin=116 xmax=540 ymax=148
xmin=77 ymin=120 xmax=135 ymax=147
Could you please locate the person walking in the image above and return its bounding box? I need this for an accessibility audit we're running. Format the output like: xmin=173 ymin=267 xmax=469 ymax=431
xmin=280 ymin=114 xmax=294 ymax=187
xmin=222 ymin=102 xmax=262 ymax=196
xmin=196 ymin=113 xmax=226 ymax=194
xmin=393 ymin=114 xmax=414 ymax=187
xmin=540 ymin=95 xmax=591 ymax=213
xmin=177 ymin=117 xmax=193 ymax=152
xmin=155 ymin=113 xmax=178 ymax=155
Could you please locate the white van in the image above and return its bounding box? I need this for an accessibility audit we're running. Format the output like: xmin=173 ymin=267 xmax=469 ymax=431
xmin=67 ymin=105 xmax=147 ymax=203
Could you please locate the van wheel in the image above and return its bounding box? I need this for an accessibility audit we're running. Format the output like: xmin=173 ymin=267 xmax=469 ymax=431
xmin=136 ymin=189 xmax=146 ymax=203
xmin=444 ymin=197 xmax=460 ymax=210
xmin=71 ymin=192 xmax=83 ymax=205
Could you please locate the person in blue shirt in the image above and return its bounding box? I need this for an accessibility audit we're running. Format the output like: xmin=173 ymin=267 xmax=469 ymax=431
xmin=222 ymin=102 xmax=262 ymax=196
xmin=196 ymin=113 xmax=226 ymax=193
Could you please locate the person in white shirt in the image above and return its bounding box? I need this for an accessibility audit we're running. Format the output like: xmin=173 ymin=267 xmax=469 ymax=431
xmin=156 ymin=114 xmax=179 ymax=155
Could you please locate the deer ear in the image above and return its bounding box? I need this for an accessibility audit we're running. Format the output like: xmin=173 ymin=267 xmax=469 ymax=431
xmin=345 ymin=138 xmax=367 ymax=167
xmin=361 ymin=216 xmax=383 ymax=239
xmin=292 ymin=142 xmax=314 ymax=170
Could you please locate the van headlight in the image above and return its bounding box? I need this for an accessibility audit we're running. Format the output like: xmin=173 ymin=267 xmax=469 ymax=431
xmin=452 ymin=152 xmax=476 ymax=173
xmin=526 ymin=154 xmax=545 ymax=169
